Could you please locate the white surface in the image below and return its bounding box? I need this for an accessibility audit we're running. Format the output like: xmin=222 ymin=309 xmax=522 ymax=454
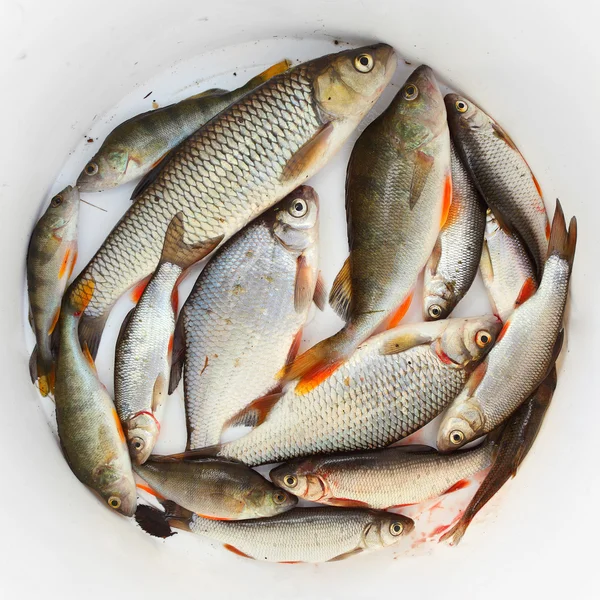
xmin=1 ymin=0 xmax=598 ymax=598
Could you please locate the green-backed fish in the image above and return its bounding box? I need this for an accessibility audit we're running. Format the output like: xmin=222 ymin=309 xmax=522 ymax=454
xmin=68 ymin=44 xmax=397 ymax=358
xmin=134 ymin=459 xmax=296 ymax=520
xmin=76 ymin=60 xmax=291 ymax=192
xmin=169 ymin=186 xmax=324 ymax=449
xmin=437 ymin=201 xmax=575 ymax=451
xmin=27 ymin=186 xmax=79 ymax=396
xmin=281 ymin=64 xmax=451 ymax=394
xmin=136 ymin=504 xmax=414 ymax=563
xmin=423 ymin=140 xmax=486 ymax=320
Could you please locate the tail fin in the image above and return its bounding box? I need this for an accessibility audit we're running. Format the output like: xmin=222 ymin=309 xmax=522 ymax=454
xmin=438 ymin=519 xmax=469 ymax=546
xmin=160 ymin=212 xmax=223 ymax=270
xmin=243 ymin=59 xmax=291 ymax=91
xmin=135 ymin=501 xmax=194 ymax=538
xmin=547 ymin=200 xmax=577 ymax=269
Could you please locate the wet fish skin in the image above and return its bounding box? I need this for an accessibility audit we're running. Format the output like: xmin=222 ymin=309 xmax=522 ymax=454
xmin=440 ymin=367 xmax=557 ymax=545
xmin=437 ymin=201 xmax=576 ymax=451
xmin=270 ymin=439 xmax=494 ymax=509
xmin=446 ymin=93 xmax=549 ymax=275
xmin=480 ymin=209 xmax=538 ymax=323
xmin=174 ymin=187 xmax=321 ymax=449
xmin=76 ymin=61 xmax=291 ymax=192
xmin=134 ymin=459 xmax=296 ymax=519
xmin=423 ymin=140 xmax=485 ymax=320
xmin=27 ymin=186 xmax=79 ymax=396
xmin=69 ymin=44 xmax=397 ymax=358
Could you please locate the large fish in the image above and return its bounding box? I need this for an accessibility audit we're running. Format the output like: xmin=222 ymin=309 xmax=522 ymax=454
xmin=54 ymin=295 xmax=136 ymax=516
xmin=270 ymin=439 xmax=494 ymax=509
xmin=440 ymin=367 xmax=557 ymax=545
xmin=423 ymin=141 xmax=485 ymax=320
xmin=27 ymin=186 xmax=79 ymax=396
xmin=160 ymin=316 xmax=500 ymax=466
xmin=134 ymin=459 xmax=296 ymax=520
xmin=446 ymin=93 xmax=550 ymax=275
xmin=114 ymin=213 xmax=209 ymax=464
xmin=136 ymin=504 xmax=414 ymax=563
xmin=479 ymin=208 xmax=538 ymax=323
xmin=169 ymin=186 xmax=324 ymax=449
xmin=437 ymin=201 xmax=575 ymax=451
xmin=281 ymin=64 xmax=451 ymax=394
xmin=76 ymin=60 xmax=291 ymax=192
xmin=68 ymin=44 xmax=397 ymax=358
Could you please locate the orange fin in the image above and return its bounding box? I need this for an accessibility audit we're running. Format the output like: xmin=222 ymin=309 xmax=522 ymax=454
xmin=67 ymin=249 xmax=78 ymax=279
xmin=82 ymin=343 xmax=98 ymax=374
xmin=58 ymin=248 xmax=71 ymax=279
xmin=244 ymin=59 xmax=291 ymax=89
xmin=112 ymin=408 xmax=126 ymax=444
xmin=443 ymin=478 xmax=471 ymax=495
xmin=130 ymin=276 xmax=151 ymax=303
xmin=285 ymin=329 xmax=303 ymax=368
xmin=545 ymin=220 xmax=551 ymax=240
xmin=294 ymin=254 xmax=315 ymax=313
xmin=329 ymin=257 xmax=352 ymax=321
xmin=136 ymin=483 xmax=165 ymax=500
xmin=281 ymin=122 xmax=333 ymax=183
xmin=72 ymin=277 xmax=96 ymax=315
xmin=197 ymin=514 xmax=233 ymax=521
xmin=439 ymin=173 xmax=453 ymax=228
xmin=330 ymin=498 xmax=371 ymax=508
xmin=496 ymin=320 xmax=511 ymax=343
xmin=409 ymin=150 xmax=435 ymax=209
xmin=387 ymin=291 xmax=414 ymax=329
xmin=223 ymin=544 xmax=253 ymax=559
xmin=532 ymin=172 xmax=543 ymax=198
xmin=547 ymin=199 xmax=577 ymax=269
xmin=514 ymin=277 xmax=537 ymax=308
xmin=295 ymin=360 xmax=343 ymax=396
xmin=48 ymin=307 xmax=61 ymax=335
xmin=224 ymin=393 xmax=284 ymax=429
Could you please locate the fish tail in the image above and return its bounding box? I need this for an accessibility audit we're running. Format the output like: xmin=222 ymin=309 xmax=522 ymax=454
xmin=547 ymin=199 xmax=577 ymax=269
xmin=244 ymin=59 xmax=291 ymax=90
xmin=77 ymin=312 xmax=109 ymax=360
xmin=135 ymin=502 xmax=193 ymax=538
xmin=438 ymin=518 xmax=469 ymax=546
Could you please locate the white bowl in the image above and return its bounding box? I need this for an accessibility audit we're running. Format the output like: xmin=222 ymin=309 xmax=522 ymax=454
xmin=1 ymin=1 xmax=598 ymax=598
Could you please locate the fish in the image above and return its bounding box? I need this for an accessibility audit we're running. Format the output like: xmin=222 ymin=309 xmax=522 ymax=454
xmin=423 ymin=140 xmax=486 ymax=320
xmin=54 ymin=293 xmax=136 ymax=516
xmin=114 ymin=213 xmax=210 ymax=464
xmin=68 ymin=44 xmax=397 ymax=358
xmin=135 ymin=504 xmax=414 ymax=562
xmin=158 ymin=316 xmax=501 ymax=466
xmin=280 ymin=64 xmax=451 ymax=394
xmin=76 ymin=60 xmax=291 ymax=192
xmin=440 ymin=367 xmax=557 ymax=545
xmin=27 ymin=186 xmax=79 ymax=396
xmin=134 ymin=458 xmax=297 ymax=519
xmin=437 ymin=201 xmax=576 ymax=451
xmin=270 ymin=438 xmax=495 ymax=509
xmin=480 ymin=208 xmax=538 ymax=323
xmin=169 ymin=186 xmax=324 ymax=449
xmin=446 ymin=93 xmax=550 ymax=275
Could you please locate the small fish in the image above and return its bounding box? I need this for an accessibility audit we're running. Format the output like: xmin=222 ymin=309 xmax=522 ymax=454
xmin=440 ymin=367 xmax=557 ymax=545
xmin=480 ymin=209 xmax=538 ymax=323
xmin=76 ymin=60 xmax=291 ymax=192
xmin=69 ymin=44 xmax=397 ymax=358
xmin=281 ymin=64 xmax=451 ymax=394
xmin=159 ymin=316 xmax=500 ymax=466
xmin=114 ymin=213 xmax=210 ymax=464
xmin=423 ymin=140 xmax=486 ymax=320
xmin=437 ymin=201 xmax=576 ymax=451
xmin=27 ymin=186 xmax=79 ymax=396
xmin=270 ymin=439 xmax=494 ymax=509
xmin=54 ymin=294 xmax=136 ymax=516
xmin=134 ymin=459 xmax=296 ymax=520
xmin=136 ymin=504 xmax=414 ymax=562
xmin=169 ymin=187 xmax=324 ymax=449
xmin=446 ymin=93 xmax=550 ymax=275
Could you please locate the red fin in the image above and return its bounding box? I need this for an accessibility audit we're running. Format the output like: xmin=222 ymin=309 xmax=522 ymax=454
xmin=225 ymin=393 xmax=284 ymax=429
xmin=67 ymin=249 xmax=78 ymax=279
xmin=130 ymin=276 xmax=151 ymax=303
xmin=295 ymin=360 xmax=343 ymax=396
xmin=285 ymin=330 xmax=303 ymax=368
xmin=439 ymin=174 xmax=453 ymax=229
xmin=58 ymin=248 xmax=71 ymax=279
xmin=223 ymin=544 xmax=253 ymax=559
xmin=168 ymin=334 xmax=174 ymax=354
xmin=112 ymin=408 xmax=126 ymax=444
xmin=443 ymin=478 xmax=471 ymax=495
xmin=48 ymin=307 xmax=61 ymax=335
xmin=197 ymin=514 xmax=233 ymax=521
xmin=279 ymin=561 xmax=302 ymax=564
xmin=545 ymin=221 xmax=551 ymax=240
xmin=430 ymin=524 xmax=452 ymax=536
xmin=387 ymin=292 xmax=414 ymax=329
xmin=136 ymin=483 xmax=165 ymax=500
xmin=171 ymin=287 xmax=179 ymax=314
xmin=514 ymin=277 xmax=537 ymax=307
xmin=496 ymin=320 xmax=510 ymax=343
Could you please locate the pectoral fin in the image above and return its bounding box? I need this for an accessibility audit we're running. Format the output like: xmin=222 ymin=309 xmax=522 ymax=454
xmin=281 ymin=122 xmax=333 ymax=184
xmin=409 ymin=150 xmax=435 ymax=209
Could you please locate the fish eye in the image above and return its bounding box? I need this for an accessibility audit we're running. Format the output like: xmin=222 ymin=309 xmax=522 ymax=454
xmin=389 ymin=521 xmax=404 ymax=536
xmin=108 ymin=496 xmax=121 ymax=509
xmin=476 ymin=330 xmax=492 ymax=348
xmin=455 ymin=100 xmax=468 ymax=113
xmin=130 ymin=437 xmax=145 ymax=451
xmin=354 ymin=53 xmax=374 ymax=73
xmin=449 ymin=430 xmax=465 ymax=445
xmin=50 ymin=194 xmax=63 ymax=207
xmin=283 ymin=475 xmax=298 ymax=488
xmin=402 ymin=84 xmax=419 ymax=101
xmin=273 ymin=491 xmax=288 ymax=504
xmin=85 ymin=162 xmax=99 ymax=176
xmin=289 ymin=198 xmax=308 ymax=218
xmin=428 ymin=304 xmax=443 ymax=319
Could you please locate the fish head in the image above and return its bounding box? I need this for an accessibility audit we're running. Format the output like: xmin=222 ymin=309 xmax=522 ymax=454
xmin=365 ymin=513 xmax=415 ymax=549
xmin=436 ymin=315 xmax=501 ymax=367
xmin=270 ymin=460 xmax=328 ymax=502
xmin=388 ymin=65 xmax=447 ymax=151
xmin=92 ymin=463 xmax=137 ymax=517
xmin=41 ymin=185 xmax=80 ymax=232
xmin=273 ymin=185 xmax=320 ymax=252
xmin=437 ymin=396 xmax=486 ymax=452
xmin=311 ymin=44 xmax=396 ymax=121
xmin=423 ymin=276 xmax=455 ymax=321
xmin=244 ymin=484 xmax=298 ymax=517
xmin=76 ymin=148 xmax=129 ymax=192
xmin=125 ymin=412 xmax=160 ymax=465
xmin=445 ymin=93 xmax=490 ymax=136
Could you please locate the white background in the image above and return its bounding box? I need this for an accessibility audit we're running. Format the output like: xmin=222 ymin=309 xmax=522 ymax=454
xmin=1 ymin=0 xmax=598 ymax=598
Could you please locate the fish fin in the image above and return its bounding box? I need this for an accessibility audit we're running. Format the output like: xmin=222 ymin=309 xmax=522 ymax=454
xmin=443 ymin=478 xmax=471 ymax=495
xmin=67 ymin=248 xmax=78 ymax=279
xmin=285 ymin=330 xmax=303 ymax=368
xmin=281 ymin=122 xmax=333 ymax=184
xmin=439 ymin=173 xmax=453 ymax=228
xmin=168 ymin=314 xmax=186 ymax=394
xmin=28 ymin=346 xmax=38 ymax=384
xmin=223 ymin=393 xmax=284 ymax=429
xmin=135 ymin=504 xmax=179 ymax=538
xmin=548 ymin=329 xmax=564 ymax=371
xmin=279 ymin=561 xmax=302 ymax=564
xmin=387 ymin=291 xmax=414 ymax=329
xmin=464 ymin=361 xmax=488 ymax=394
xmin=82 ymin=343 xmax=98 ymax=375
xmin=223 ymin=544 xmax=254 ymax=559
xmin=393 ymin=444 xmax=437 ymax=453
xmin=328 ymin=547 xmax=364 ymax=562
xmin=135 ymin=483 xmax=166 ymax=500
xmin=496 ymin=319 xmax=510 ymax=343
xmin=329 ymin=257 xmax=352 ymax=321
xmin=242 ymin=59 xmax=291 ymax=91
xmin=160 ymin=212 xmax=223 ymax=269
xmin=111 ymin=408 xmax=126 ymax=444
xmin=313 ymin=271 xmax=327 ymax=311
xmin=426 ymin=240 xmax=442 ymax=276
xmin=409 ymin=150 xmax=435 ymax=209
xmin=479 ymin=240 xmax=494 ymax=282
xmin=150 ymin=445 xmax=222 ymax=462
xmin=77 ymin=311 xmax=107 ymax=360
xmin=547 ymin=199 xmax=577 ymax=269
xmin=116 ymin=307 xmax=135 ymax=350
xmin=490 ymin=208 xmax=513 ymax=235
xmin=58 ymin=248 xmax=71 ymax=279
xmin=514 ymin=277 xmax=537 ymax=307
xmin=130 ymin=146 xmax=179 ymax=200
xmin=48 ymin=307 xmax=61 ymax=335
xmin=187 ymin=87 xmax=229 ymax=99
xmin=329 ymin=498 xmax=371 ymax=508
xmin=152 ymin=373 xmax=168 ymax=413
xmin=295 ymin=360 xmax=344 ymax=395
xmin=491 ymin=121 xmax=519 ymax=152
xmin=130 ymin=276 xmax=152 ymax=304
xmin=438 ymin=520 xmax=468 ymax=546
xmin=294 ymin=254 xmax=316 ymax=313
xmin=381 ymin=332 xmax=433 ymax=355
